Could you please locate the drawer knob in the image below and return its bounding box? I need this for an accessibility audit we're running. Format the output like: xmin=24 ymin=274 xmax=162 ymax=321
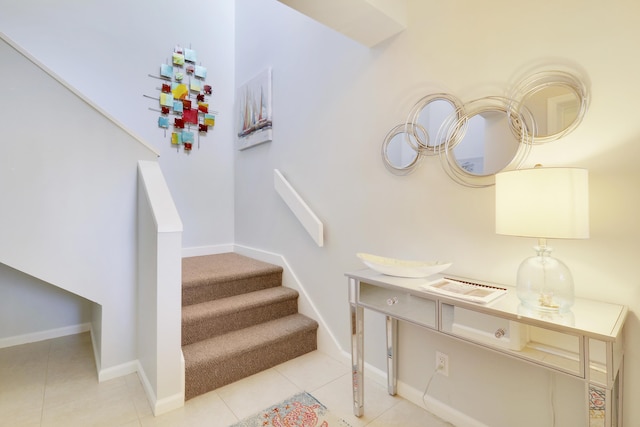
xmin=387 ymin=297 xmax=398 ymax=306
xmin=495 ymin=328 xmax=506 ymax=339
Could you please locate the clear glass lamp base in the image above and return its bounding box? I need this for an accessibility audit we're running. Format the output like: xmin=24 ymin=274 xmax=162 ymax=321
xmin=516 ymin=243 xmax=574 ymax=313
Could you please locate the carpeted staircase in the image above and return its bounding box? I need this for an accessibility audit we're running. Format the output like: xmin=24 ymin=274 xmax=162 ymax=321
xmin=182 ymin=252 xmax=318 ymax=400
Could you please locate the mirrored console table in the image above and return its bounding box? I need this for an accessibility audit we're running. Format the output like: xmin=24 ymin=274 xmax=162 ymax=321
xmin=347 ymin=269 xmax=627 ymax=427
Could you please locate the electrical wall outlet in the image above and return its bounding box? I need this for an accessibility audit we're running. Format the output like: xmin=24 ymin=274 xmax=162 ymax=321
xmin=436 ymin=351 xmax=449 ymax=376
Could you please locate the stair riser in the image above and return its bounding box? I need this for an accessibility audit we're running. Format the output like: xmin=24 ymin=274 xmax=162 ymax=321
xmin=184 ymin=328 xmax=317 ymax=400
xmin=182 ymin=299 xmax=299 ymax=346
xmin=183 ymin=272 xmax=282 ymax=307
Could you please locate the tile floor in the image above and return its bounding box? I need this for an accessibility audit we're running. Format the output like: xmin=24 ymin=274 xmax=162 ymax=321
xmin=0 ymin=333 xmax=453 ymax=427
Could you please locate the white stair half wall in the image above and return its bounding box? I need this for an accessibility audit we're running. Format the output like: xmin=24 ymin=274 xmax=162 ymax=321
xmin=0 ymin=33 xmax=160 ymax=384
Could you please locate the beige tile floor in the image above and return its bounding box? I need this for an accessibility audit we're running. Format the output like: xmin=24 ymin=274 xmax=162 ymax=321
xmin=0 ymin=333 xmax=453 ymax=427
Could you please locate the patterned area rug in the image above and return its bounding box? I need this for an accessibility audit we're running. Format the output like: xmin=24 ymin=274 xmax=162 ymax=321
xmin=229 ymin=392 xmax=351 ymax=427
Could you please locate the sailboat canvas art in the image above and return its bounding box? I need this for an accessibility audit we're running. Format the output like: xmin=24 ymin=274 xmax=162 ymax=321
xmin=236 ymin=68 xmax=273 ymax=150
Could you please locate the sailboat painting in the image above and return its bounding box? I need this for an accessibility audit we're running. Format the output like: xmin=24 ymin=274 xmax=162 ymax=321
xmin=236 ymin=68 xmax=273 ymax=150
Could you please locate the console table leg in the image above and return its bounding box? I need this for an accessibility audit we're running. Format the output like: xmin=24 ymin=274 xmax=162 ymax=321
xmin=351 ymin=303 xmax=364 ymax=417
xmin=386 ymin=315 xmax=398 ymax=395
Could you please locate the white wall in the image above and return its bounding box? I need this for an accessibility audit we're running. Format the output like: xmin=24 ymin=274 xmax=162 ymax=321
xmin=0 ymin=0 xmax=236 ymax=249
xmin=235 ymin=1 xmax=640 ymax=426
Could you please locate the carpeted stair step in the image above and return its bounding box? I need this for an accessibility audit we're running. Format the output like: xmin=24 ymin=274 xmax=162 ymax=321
xmin=183 ymin=313 xmax=318 ymax=400
xmin=182 ymin=253 xmax=283 ymax=307
xmin=182 ymin=286 xmax=300 ymax=346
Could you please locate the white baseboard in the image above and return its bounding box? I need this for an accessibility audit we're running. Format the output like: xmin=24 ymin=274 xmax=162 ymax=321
xmin=232 ymin=244 xmax=344 ymax=361
xmin=341 ymin=354 xmax=485 ymax=426
xmin=98 ymin=359 xmax=138 ymax=382
xmin=136 ymin=356 xmax=185 ymax=416
xmin=397 ymin=380 xmax=488 ymax=427
xmin=0 ymin=322 xmax=91 ymax=349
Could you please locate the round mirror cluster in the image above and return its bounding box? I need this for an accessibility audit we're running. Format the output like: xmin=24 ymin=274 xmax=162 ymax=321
xmin=381 ymin=70 xmax=589 ymax=187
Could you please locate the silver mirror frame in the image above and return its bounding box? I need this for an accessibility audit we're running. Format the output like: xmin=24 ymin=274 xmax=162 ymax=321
xmin=509 ymin=70 xmax=589 ymax=144
xmin=437 ymin=96 xmax=534 ymax=188
xmin=381 ymin=123 xmax=424 ymax=175
xmin=405 ymin=93 xmax=464 ymax=155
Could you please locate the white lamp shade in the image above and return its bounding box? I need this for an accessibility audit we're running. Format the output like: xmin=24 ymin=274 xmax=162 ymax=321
xmin=495 ymin=167 xmax=589 ymax=239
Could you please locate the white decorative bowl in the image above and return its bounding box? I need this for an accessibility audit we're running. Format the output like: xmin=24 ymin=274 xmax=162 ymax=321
xmin=357 ymin=253 xmax=452 ymax=278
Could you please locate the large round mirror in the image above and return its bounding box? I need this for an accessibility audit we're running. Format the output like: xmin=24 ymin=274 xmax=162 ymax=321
xmin=381 ymin=123 xmax=422 ymax=175
xmin=438 ymin=97 xmax=533 ymax=187
xmin=406 ymin=93 xmax=463 ymax=155
xmin=511 ymin=70 xmax=588 ymax=144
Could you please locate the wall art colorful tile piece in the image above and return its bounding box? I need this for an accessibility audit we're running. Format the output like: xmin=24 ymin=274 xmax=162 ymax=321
xmin=204 ymin=114 xmax=215 ymax=127
xmin=172 ymin=83 xmax=189 ymax=100
xmin=145 ymin=44 xmax=217 ymax=154
xmin=160 ymin=93 xmax=174 ymax=107
xmin=182 ymin=132 xmax=194 ymax=144
xmin=158 ymin=116 xmax=169 ymax=128
xmin=195 ymin=65 xmax=207 ymax=79
xmin=190 ymin=79 xmax=202 ymax=93
xmin=183 ymin=109 xmax=198 ymax=125
xmin=172 ymin=53 xmax=185 ymax=66
xmin=184 ymin=48 xmax=197 ymax=63
xmin=160 ymin=64 xmax=173 ymax=79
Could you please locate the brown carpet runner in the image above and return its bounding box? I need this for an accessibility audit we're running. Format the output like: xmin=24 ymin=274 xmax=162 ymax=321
xmin=182 ymin=253 xmax=318 ymax=400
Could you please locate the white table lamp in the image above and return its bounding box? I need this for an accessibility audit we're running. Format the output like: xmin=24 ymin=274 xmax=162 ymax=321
xmin=495 ymin=166 xmax=589 ymax=312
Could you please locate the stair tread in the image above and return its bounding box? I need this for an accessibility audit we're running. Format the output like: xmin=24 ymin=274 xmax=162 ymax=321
xmin=182 ymin=253 xmax=284 ymax=306
xmin=182 ymin=253 xmax=282 ymax=289
xmin=182 ymin=286 xmax=298 ymax=322
xmin=182 ymin=313 xmax=318 ymax=365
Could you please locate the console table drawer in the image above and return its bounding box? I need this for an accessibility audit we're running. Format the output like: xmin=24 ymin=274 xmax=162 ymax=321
xmin=441 ymin=303 xmax=583 ymax=377
xmin=358 ymin=282 xmax=437 ymax=329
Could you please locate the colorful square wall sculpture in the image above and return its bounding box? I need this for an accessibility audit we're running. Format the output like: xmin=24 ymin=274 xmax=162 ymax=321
xmin=147 ymin=45 xmax=214 ymax=154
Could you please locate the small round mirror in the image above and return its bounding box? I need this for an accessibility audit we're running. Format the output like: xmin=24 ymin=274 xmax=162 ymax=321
xmin=381 ymin=124 xmax=422 ymax=175
xmin=511 ymin=70 xmax=588 ymax=144
xmin=406 ymin=93 xmax=463 ymax=155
